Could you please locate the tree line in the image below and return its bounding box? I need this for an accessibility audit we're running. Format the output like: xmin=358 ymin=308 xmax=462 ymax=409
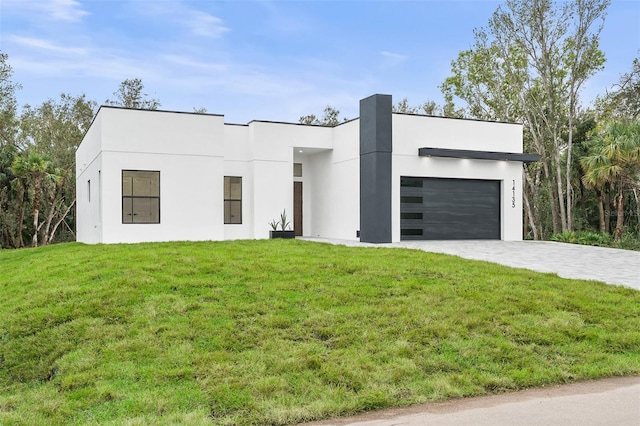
xmin=302 ymin=0 xmax=640 ymax=245
xmin=0 ymin=62 xmax=161 ymax=248
xmin=442 ymin=0 xmax=640 ymax=243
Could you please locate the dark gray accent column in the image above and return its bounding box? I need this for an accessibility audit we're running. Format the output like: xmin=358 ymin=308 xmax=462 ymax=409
xmin=360 ymin=94 xmax=392 ymax=243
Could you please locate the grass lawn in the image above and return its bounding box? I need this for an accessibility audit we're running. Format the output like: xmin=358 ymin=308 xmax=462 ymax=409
xmin=0 ymin=240 xmax=639 ymax=425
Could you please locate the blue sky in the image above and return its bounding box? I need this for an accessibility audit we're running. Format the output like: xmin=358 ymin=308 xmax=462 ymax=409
xmin=1 ymin=0 xmax=638 ymax=124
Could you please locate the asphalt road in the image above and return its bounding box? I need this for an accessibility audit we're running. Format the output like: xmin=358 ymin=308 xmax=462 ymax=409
xmin=303 ymin=376 xmax=640 ymax=426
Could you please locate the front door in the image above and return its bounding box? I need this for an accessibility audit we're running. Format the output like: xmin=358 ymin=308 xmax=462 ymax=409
xmin=294 ymin=181 xmax=303 ymax=236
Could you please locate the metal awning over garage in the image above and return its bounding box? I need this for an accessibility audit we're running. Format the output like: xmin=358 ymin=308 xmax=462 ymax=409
xmin=418 ymin=147 xmax=540 ymax=163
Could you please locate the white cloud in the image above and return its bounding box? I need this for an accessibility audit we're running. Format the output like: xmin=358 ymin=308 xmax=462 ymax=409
xmin=11 ymin=55 xmax=139 ymax=80
xmin=45 ymin=0 xmax=89 ymax=21
xmin=153 ymin=54 xmax=313 ymax=98
xmin=10 ymin=35 xmax=87 ymax=56
xmin=160 ymin=54 xmax=227 ymax=72
xmin=3 ymin=0 xmax=89 ymax=22
xmin=378 ymin=50 xmax=408 ymax=70
xmin=379 ymin=51 xmax=407 ymax=61
xmin=136 ymin=1 xmax=230 ymax=38
xmin=189 ymin=10 xmax=230 ymax=38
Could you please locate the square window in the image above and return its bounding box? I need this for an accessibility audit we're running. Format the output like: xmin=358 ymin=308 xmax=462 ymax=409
xmin=122 ymin=170 xmax=160 ymax=224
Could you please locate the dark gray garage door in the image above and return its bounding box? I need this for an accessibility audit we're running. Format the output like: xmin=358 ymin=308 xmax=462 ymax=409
xmin=400 ymin=177 xmax=500 ymax=240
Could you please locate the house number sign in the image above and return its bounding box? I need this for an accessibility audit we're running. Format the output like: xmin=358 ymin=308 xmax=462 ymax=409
xmin=511 ymin=180 xmax=516 ymax=208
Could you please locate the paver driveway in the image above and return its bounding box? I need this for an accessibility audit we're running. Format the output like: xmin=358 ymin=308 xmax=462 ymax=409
xmin=302 ymin=238 xmax=640 ymax=290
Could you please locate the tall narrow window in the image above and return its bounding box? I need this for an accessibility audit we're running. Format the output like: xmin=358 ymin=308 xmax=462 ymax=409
xmin=224 ymin=176 xmax=242 ymax=224
xmin=98 ymin=170 xmax=102 ymax=223
xmin=122 ymin=170 xmax=160 ymax=224
xmin=98 ymin=171 xmax=101 ymax=224
xmin=87 ymin=180 xmax=91 ymax=202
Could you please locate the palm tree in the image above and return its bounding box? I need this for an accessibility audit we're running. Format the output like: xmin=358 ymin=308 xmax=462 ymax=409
xmin=581 ymin=121 xmax=640 ymax=241
xmin=11 ymin=152 xmax=60 ymax=247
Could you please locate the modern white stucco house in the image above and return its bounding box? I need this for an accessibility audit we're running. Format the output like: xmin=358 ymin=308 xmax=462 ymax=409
xmin=76 ymin=94 xmax=538 ymax=244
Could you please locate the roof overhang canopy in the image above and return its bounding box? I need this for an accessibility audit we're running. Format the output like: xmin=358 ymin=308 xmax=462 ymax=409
xmin=419 ymin=147 xmax=540 ymax=163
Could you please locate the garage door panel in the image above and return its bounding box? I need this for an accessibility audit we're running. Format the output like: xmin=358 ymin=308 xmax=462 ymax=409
xmin=403 ymin=203 xmax=498 ymax=216
xmin=422 ymin=213 xmax=495 ymax=224
xmin=402 ymin=227 xmax=496 ymax=240
xmin=416 ymin=197 xmax=498 ymax=210
xmin=400 ymin=177 xmax=500 ymax=240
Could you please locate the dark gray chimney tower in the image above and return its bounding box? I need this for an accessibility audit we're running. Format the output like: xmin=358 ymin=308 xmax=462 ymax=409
xmin=359 ymin=94 xmax=392 ymax=243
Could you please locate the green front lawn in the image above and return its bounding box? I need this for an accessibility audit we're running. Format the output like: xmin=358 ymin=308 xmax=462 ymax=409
xmin=0 ymin=240 xmax=638 ymax=425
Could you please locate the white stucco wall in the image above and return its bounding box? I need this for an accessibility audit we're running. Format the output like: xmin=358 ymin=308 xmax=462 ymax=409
xmin=391 ymin=114 xmax=524 ymax=241
xmin=76 ymin=104 xmax=526 ymax=244
xmin=246 ymin=121 xmax=333 ymax=239
xmin=99 ymin=151 xmax=224 ymax=244
xmin=76 ymin=113 xmax=103 ymax=244
xmin=223 ymin=124 xmax=253 ymax=240
xmin=77 ymin=108 xmax=226 ymax=244
xmin=308 ymin=120 xmax=360 ymax=240
xmin=392 ymin=114 xmax=523 ymax=154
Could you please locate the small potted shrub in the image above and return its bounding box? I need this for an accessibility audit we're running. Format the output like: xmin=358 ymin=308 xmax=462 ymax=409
xmin=269 ymin=210 xmax=295 ymax=239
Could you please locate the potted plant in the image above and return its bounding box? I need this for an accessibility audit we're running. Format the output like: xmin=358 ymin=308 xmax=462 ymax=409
xmin=269 ymin=210 xmax=295 ymax=239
